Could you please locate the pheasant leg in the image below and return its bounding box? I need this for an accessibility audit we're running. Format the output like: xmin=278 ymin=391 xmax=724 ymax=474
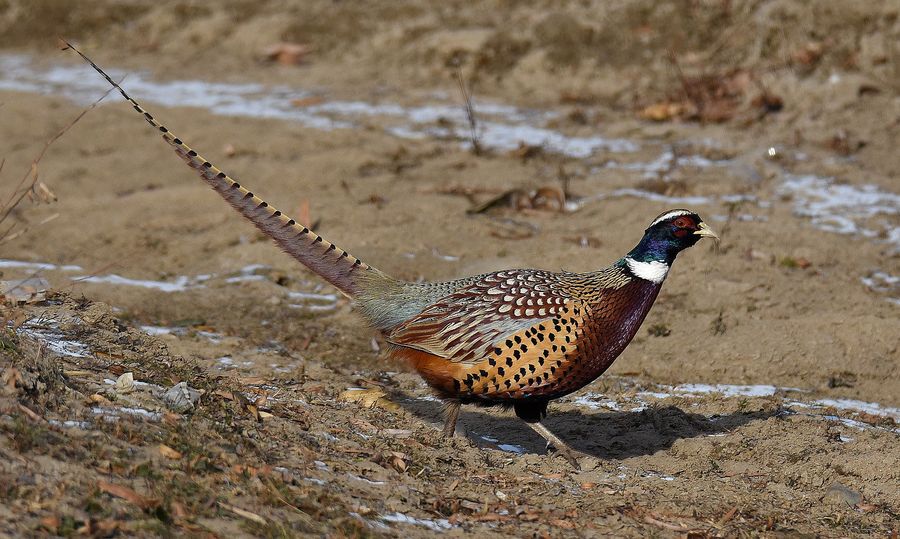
xmin=526 ymin=421 xmax=587 ymax=469
xmin=442 ymin=401 xmax=461 ymax=438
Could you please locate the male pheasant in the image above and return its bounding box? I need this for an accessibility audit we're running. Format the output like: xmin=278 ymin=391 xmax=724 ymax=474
xmin=65 ymin=43 xmax=718 ymax=466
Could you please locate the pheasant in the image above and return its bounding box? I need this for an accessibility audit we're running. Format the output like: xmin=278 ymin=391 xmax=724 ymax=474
xmin=64 ymin=43 xmax=718 ymax=466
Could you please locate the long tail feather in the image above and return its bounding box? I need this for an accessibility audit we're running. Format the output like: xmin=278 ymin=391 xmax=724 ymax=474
xmin=62 ymin=40 xmax=388 ymax=297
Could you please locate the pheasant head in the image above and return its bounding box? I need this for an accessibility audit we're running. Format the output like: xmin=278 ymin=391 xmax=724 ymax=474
xmin=623 ymin=209 xmax=718 ymax=283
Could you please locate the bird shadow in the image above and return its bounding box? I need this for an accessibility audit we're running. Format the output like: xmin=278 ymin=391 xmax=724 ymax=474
xmin=392 ymin=390 xmax=776 ymax=460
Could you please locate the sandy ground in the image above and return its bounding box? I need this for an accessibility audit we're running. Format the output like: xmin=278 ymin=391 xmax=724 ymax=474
xmin=1 ymin=1 xmax=898 ymax=537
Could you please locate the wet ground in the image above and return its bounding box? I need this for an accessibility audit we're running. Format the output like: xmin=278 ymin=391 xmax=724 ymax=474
xmin=1 ymin=1 xmax=899 ymax=537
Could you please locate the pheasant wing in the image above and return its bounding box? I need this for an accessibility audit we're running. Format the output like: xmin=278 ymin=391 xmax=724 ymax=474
xmin=387 ymin=270 xmax=575 ymax=362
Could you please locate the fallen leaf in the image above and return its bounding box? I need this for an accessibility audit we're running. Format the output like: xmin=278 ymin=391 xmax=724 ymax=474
xmin=244 ymin=403 xmax=260 ymax=421
xmin=639 ymin=101 xmax=684 ymax=121
xmin=717 ymin=505 xmax=738 ymax=525
xmin=2 ymin=367 xmax=23 ymax=392
xmin=338 ymin=387 xmax=400 ymax=412
xmin=261 ymin=42 xmax=312 ymax=66
xmin=98 ymin=480 xmax=157 ymax=509
xmin=158 ymin=444 xmax=183 ymax=460
xmin=39 ymin=515 xmax=60 ymax=532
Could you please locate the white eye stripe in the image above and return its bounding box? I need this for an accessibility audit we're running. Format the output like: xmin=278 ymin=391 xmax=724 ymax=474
xmin=649 ymin=209 xmax=693 ymax=228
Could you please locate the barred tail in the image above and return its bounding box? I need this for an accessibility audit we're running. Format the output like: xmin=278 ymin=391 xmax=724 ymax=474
xmin=62 ymin=41 xmax=390 ymax=298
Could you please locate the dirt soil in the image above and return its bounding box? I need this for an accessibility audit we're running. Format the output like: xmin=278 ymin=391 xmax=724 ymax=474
xmin=1 ymin=1 xmax=899 ymax=537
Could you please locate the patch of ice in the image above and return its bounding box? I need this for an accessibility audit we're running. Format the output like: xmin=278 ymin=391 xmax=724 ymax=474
xmin=813 ymin=398 xmax=900 ymax=422
xmin=196 ymin=330 xmax=222 ymax=344
xmin=642 ymin=471 xmax=676 ymax=481
xmin=431 ymin=248 xmax=460 ymax=262
xmin=287 ymin=303 xmax=339 ymax=311
xmin=779 ymin=174 xmax=900 ymax=248
xmin=49 ymin=419 xmax=92 ymax=429
xmin=497 ymin=443 xmax=527 ymax=454
xmin=286 ymin=291 xmax=338 ymax=302
xmin=0 ymin=53 xmax=641 ymax=160
xmin=348 ymin=474 xmax=386 ymax=485
xmin=572 ymin=394 xmax=630 ymax=412
xmin=73 ymin=273 xmax=199 ymax=293
xmin=91 ymin=406 xmax=162 ymax=421
xmin=224 ymin=274 xmax=267 ymax=284
xmin=861 ymin=271 xmax=900 ymax=305
xmin=140 ymin=325 xmax=177 ymax=336
xmin=606 ymin=188 xmax=714 ymax=206
xmin=380 ymin=512 xmax=453 ymax=531
xmin=603 ymin=148 xmax=729 ymax=179
xmin=671 ymin=384 xmax=779 ymax=398
xmin=0 ymin=259 xmax=82 ymax=272
xmin=477 ymin=433 xmax=527 ymax=454
xmin=286 ymin=289 xmax=339 ymax=312
xmin=18 ymin=320 xmax=91 ymax=358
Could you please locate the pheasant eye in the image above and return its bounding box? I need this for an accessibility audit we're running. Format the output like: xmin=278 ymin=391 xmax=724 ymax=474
xmin=673 ymin=216 xmax=691 ymax=228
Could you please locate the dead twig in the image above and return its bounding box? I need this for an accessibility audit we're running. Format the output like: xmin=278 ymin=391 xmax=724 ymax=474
xmin=0 ymin=82 xmax=113 ymax=243
xmin=456 ymin=68 xmax=482 ymax=155
xmin=217 ymin=501 xmax=268 ymax=525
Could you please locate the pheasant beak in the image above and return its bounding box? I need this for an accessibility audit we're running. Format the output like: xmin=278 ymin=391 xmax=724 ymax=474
xmin=694 ymin=222 xmax=719 ymax=241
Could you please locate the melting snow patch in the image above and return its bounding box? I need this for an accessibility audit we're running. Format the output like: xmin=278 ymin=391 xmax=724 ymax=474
xmin=196 ymin=330 xmax=223 ymax=344
xmin=812 ymin=398 xmax=900 ymax=422
xmin=73 ymin=273 xmax=200 ymax=293
xmin=348 ymin=474 xmax=386 ymax=485
xmin=0 ymin=53 xmax=640 ymax=159
xmin=572 ymin=394 xmax=645 ymax=412
xmin=17 ymin=320 xmax=91 ymax=358
xmin=641 ymin=471 xmax=676 ymax=481
xmin=671 ymin=384 xmax=779 ymax=398
xmin=380 ymin=512 xmax=453 ymax=531
xmin=779 ymin=174 xmax=900 ymax=248
xmin=286 ymin=289 xmax=339 ymax=312
xmin=140 ymin=325 xmax=178 ymax=336
xmin=0 ymin=259 xmax=82 ymax=272
xmin=91 ymin=406 xmax=162 ymax=422
xmin=605 ymin=188 xmax=713 ymax=206
xmin=49 ymin=419 xmax=92 ymax=429
xmin=861 ymin=271 xmax=900 ymax=305
xmin=603 ymin=148 xmax=729 ymax=178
